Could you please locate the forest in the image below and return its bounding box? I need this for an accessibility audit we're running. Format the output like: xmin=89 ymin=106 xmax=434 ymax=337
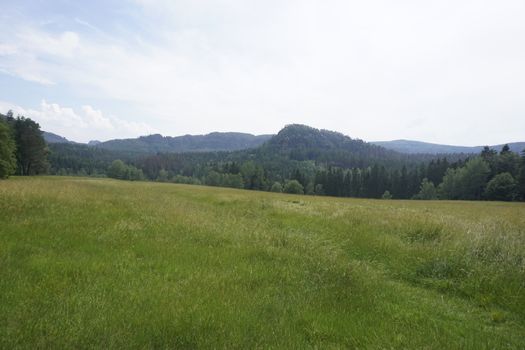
xmin=2 ymin=113 xmax=525 ymax=201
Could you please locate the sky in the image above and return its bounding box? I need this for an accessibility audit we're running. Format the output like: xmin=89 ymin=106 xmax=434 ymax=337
xmin=0 ymin=0 xmax=524 ymax=145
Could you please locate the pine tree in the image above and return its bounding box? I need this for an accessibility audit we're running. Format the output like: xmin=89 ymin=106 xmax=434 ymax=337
xmin=0 ymin=119 xmax=16 ymax=178
xmin=518 ymin=150 xmax=525 ymax=200
xmin=350 ymin=168 xmax=361 ymax=197
xmin=11 ymin=116 xmax=48 ymax=175
xmin=500 ymin=144 xmax=511 ymax=154
xmin=343 ymin=171 xmax=352 ymax=197
xmin=398 ymin=166 xmax=409 ymax=199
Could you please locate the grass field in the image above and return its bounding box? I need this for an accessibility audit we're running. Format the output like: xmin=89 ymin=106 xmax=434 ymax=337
xmin=1 ymin=177 xmax=524 ymax=349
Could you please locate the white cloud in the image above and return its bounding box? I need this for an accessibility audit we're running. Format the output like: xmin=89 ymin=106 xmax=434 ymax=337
xmin=0 ymin=1 xmax=525 ymax=145
xmin=0 ymin=100 xmax=158 ymax=143
xmin=18 ymin=30 xmax=80 ymax=58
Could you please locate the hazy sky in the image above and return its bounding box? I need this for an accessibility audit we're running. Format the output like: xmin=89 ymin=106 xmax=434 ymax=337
xmin=1 ymin=0 xmax=524 ymax=144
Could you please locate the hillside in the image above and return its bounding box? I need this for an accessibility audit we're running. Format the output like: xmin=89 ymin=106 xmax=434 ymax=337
xmin=40 ymin=124 xmax=524 ymax=156
xmin=263 ymin=124 xmax=370 ymax=153
xmin=46 ymin=124 xmax=525 ymax=202
xmin=47 ymin=124 xmax=474 ymax=200
xmin=48 ymin=124 xmax=424 ymax=175
xmin=373 ymin=139 xmax=525 ymax=154
xmin=1 ymin=177 xmax=524 ymax=348
xmin=93 ymin=132 xmax=273 ymax=154
xmin=255 ymin=124 xmax=426 ymax=168
xmin=43 ymin=131 xmax=75 ymax=144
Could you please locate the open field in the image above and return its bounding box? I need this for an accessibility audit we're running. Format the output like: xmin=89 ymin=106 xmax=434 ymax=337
xmin=1 ymin=177 xmax=524 ymax=348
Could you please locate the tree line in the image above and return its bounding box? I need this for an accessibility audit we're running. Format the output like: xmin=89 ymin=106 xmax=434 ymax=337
xmin=96 ymin=146 xmax=524 ymax=201
xmin=3 ymin=112 xmax=524 ymax=201
xmin=47 ymin=133 xmax=525 ymax=201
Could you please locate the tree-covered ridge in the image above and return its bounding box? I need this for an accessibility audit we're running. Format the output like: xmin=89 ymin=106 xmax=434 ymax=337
xmin=45 ymin=124 xmax=525 ymax=201
xmin=373 ymin=139 xmax=525 ymax=154
xmin=44 ymin=124 xmax=525 ymax=156
xmin=47 ymin=143 xmax=136 ymax=177
xmin=46 ymin=124 xmax=453 ymax=189
xmin=256 ymin=124 xmax=411 ymax=168
xmin=92 ymin=132 xmax=273 ymax=154
xmin=43 ymin=131 xmax=75 ymax=144
xmin=4 ymin=112 xmax=524 ymax=201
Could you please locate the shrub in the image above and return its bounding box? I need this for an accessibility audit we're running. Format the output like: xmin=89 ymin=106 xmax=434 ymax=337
xmin=270 ymin=182 xmax=283 ymax=192
xmin=484 ymin=172 xmax=518 ymax=201
xmin=283 ymin=180 xmax=304 ymax=194
xmin=414 ymin=178 xmax=437 ymax=200
xmin=157 ymin=169 xmax=169 ymax=182
xmin=107 ymin=160 xmax=128 ymax=179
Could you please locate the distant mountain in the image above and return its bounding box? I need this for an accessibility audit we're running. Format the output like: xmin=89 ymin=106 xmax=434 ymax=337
xmin=262 ymin=124 xmax=377 ymax=155
xmin=372 ymin=139 xmax=525 ymax=154
xmin=93 ymin=132 xmax=273 ymax=154
xmin=255 ymin=124 xmax=420 ymax=168
xmin=47 ymin=124 xmax=469 ymax=182
xmin=43 ymin=131 xmax=75 ymax=144
xmin=41 ymin=126 xmax=524 ymax=156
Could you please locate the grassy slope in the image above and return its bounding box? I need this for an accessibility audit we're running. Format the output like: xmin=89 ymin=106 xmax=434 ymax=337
xmin=1 ymin=177 xmax=524 ymax=349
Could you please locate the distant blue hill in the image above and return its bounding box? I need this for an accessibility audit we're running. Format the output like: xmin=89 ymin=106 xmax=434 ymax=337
xmin=371 ymin=139 xmax=525 ymax=154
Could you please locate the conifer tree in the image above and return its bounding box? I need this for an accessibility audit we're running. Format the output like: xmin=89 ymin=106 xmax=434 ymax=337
xmin=11 ymin=116 xmax=48 ymax=175
xmin=0 ymin=118 xmax=16 ymax=178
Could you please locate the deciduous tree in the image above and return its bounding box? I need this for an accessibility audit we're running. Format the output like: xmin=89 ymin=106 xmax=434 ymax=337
xmin=283 ymin=180 xmax=304 ymax=194
xmin=484 ymin=172 xmax=518 ymax=201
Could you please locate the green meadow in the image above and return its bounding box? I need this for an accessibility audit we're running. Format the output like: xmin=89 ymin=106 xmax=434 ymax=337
xmin=1 ymin=177 xmax=524 ymax=349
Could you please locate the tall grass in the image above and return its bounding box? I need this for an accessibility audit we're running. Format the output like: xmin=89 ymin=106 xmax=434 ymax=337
xmin=0 ymin=177 xmax=524 ymax=348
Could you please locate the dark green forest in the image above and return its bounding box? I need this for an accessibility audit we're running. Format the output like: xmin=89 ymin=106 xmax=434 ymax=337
xmin=91 ymin=132 xmax=272 ymax=154
xmin=0 ymin=111 xmax=49 ymax=177
xmin=1 ymin=113 xmax=524 ymax=201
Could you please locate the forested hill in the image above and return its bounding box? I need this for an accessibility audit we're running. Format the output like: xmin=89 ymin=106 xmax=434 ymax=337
xmin=9 ymin=117 xmax=523 ymax=201
xmin=4 ymin=109 xmax=524 ymax=201
xmin=47 ymin=124 xmax=466 ymax=177
xmin=43 ymin=131 xmax=75 ymax=144
xmin=254 ymin=124 xmax=426 ymax=168
xmin=92 ymin=132 xmax=273 ymax=154
xmin=42 ymin=123 xmax=524 ymax=158
xmin=372 ymin=139 xmax=525 ymax=154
